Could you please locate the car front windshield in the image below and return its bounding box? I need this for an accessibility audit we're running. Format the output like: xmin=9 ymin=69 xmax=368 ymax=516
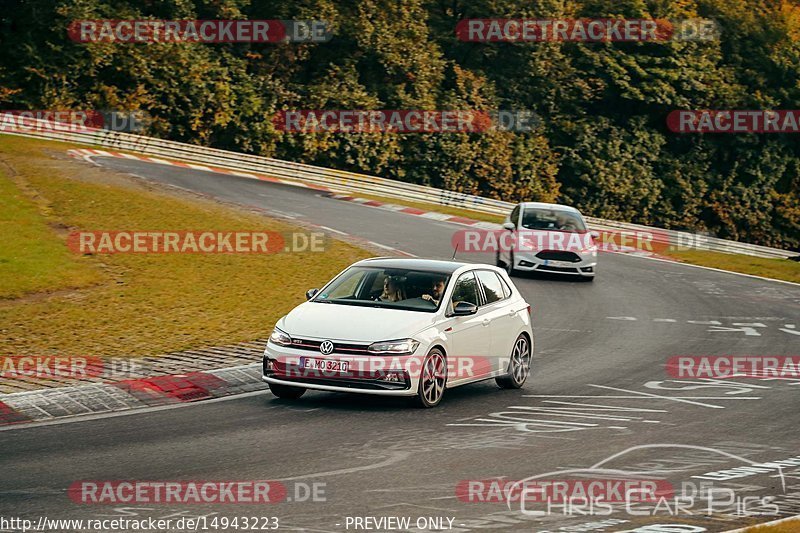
xmin=312 ymin=266 xmax=451 ymax=312
xmin=521 ymin=208 xmax=587 ymax=232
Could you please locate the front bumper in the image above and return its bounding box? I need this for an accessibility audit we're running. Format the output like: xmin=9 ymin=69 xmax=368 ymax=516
xmin=262 ymin=344 xmax=418 ymax=397
xmin=262 ymin=375 xmax=416 ymax=396
xmin=514 ymin=251 xmax=597 ymax=277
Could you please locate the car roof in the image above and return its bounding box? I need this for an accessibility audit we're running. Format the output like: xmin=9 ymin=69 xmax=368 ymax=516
xmin=355 ymin=257 xmax=472 ymax=274
xmin=518 ymin=202 xmax=581 ymax=213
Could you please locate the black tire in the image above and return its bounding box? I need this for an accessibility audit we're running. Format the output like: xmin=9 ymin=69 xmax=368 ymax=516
xmin=269 ymin=382 xmax=306 ymax=399
xmin=414 ymin=348 xmax=447 ymax=408
xmin=496 ymin=334 xmax=532 ymax=389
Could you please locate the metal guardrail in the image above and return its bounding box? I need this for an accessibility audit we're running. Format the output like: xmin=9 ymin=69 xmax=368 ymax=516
xmin=0 ymin=118 xmax=794 ymax=260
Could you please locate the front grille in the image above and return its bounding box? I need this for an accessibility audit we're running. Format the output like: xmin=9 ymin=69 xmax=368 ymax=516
xmin=536 ymin=250 xmax=582 ymax=263
xmin=538 ymin=265 xmax=579 ymax=273
xmin=289 ymin=338 xmax=370 ymax=355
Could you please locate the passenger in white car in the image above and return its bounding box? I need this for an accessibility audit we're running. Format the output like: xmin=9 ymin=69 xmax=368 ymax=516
xmin=380 ymin=275 xmax=407 ymax=302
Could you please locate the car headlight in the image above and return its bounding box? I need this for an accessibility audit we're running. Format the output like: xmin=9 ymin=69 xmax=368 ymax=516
xmin=368 ymin=339 xmax=419 ymax=355
xmin=269 ymin=326 xmax=292 ymax=347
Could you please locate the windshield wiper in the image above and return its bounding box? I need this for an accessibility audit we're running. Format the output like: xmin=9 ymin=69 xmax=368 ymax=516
xmin=325 ymin=299 xmax=379 ymax=307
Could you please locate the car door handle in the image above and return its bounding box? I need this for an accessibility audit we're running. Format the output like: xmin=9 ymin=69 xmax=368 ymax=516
xmin=482 ymin=318 xmax=491 ymax=327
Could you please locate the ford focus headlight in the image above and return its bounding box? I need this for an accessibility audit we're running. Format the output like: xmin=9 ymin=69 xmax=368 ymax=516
xmin=269 ymin=326 xmax=292 ymax=347
xmin=368 ymin=338 xmax=419 ymax=355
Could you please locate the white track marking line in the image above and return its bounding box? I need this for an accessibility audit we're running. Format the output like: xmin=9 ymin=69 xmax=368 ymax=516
xmin=588 ymin=384 xmax=759 ymax=409
xmin=146 ymin=157 xmax=173 ymax=165
xmin=0 ymin=390 xmax=270 ymax=432
xmin=275 ymin=451 xmax=410 ymax=482
xmin=318 ymin=225 xmax=348 ymax=236
xmin=230 ymin=171 xmax=259 ymax=179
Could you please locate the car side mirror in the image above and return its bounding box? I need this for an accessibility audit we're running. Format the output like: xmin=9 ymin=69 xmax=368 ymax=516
xmin=452 ymin=301 xmax=478 ymax=316
xmin=590 ymin=231 xmax=600 ymax=239
xmin=306 ymin=288 xmax=319 ymax=300
xmin=502 ymin=222 xmax=516 ymax=231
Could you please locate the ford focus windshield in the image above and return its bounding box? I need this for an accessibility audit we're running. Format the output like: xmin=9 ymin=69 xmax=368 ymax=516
xmin=312 ymin=267 xmax=451 ymax=312
xmin=521 ymin=208 xmax=587 ymax=232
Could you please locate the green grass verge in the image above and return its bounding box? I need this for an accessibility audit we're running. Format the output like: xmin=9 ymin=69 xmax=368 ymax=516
xmin=0 ymin=135 xmax=371 ymax=357
xmin=664 ymin=249 xmax=800 ymax=284
xmin=0 ymin=157 xmax=103 ymax=298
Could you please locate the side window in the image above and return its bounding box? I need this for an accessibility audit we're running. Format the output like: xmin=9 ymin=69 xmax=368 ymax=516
xmin=476 ymin=271 xmax=506 ymax=305
xmin=500 ymin=276 xmax=512 ymax=298
xmin=510 ymin=205 xmax=520 ymax=228
xmin=450 ymin=272 xmax=480 ymax=307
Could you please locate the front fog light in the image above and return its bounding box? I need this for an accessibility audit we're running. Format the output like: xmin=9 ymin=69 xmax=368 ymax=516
xmin=263 ymin=357 xmax=276 ymax=376
xmin=368 ymin=339 xmax=419 ymax=355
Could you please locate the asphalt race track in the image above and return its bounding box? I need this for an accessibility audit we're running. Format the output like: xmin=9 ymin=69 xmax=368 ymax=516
xmin=2 ymin=157 xmax=799 ymax=533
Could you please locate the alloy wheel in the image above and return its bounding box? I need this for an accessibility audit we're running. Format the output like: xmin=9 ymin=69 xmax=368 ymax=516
xmin=418 ymin=350 xmax=447 ymax=407
xmin=510 ymin=336 xmax=530 ymax=385
xmin=496 ymin=334 xmax=531 ymax=389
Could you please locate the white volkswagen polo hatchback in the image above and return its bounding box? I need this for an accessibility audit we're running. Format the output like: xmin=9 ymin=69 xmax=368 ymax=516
xmin=263 ymin=258 xmax=534 ymax=407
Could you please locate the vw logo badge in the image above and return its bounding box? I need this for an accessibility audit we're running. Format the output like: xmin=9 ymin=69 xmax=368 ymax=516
xmin=319 ymin=340 xmax=334 ymax=355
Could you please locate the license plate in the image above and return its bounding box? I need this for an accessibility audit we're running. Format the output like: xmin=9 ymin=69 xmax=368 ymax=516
xmin=300 ymin=357 xmax=349 ymax=373
xmin=543 ymin=260 xmax=574 ymax=268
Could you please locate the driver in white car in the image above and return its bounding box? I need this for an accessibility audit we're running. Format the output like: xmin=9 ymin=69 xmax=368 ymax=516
xmin=421 ymin=277 xmax=446 ymax=305
xmin=556 ymin=213 xmax=578 ymax=231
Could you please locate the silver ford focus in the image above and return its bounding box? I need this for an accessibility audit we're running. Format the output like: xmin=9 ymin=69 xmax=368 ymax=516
xmin=496 ymin=202 xmax=598 ymax=281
